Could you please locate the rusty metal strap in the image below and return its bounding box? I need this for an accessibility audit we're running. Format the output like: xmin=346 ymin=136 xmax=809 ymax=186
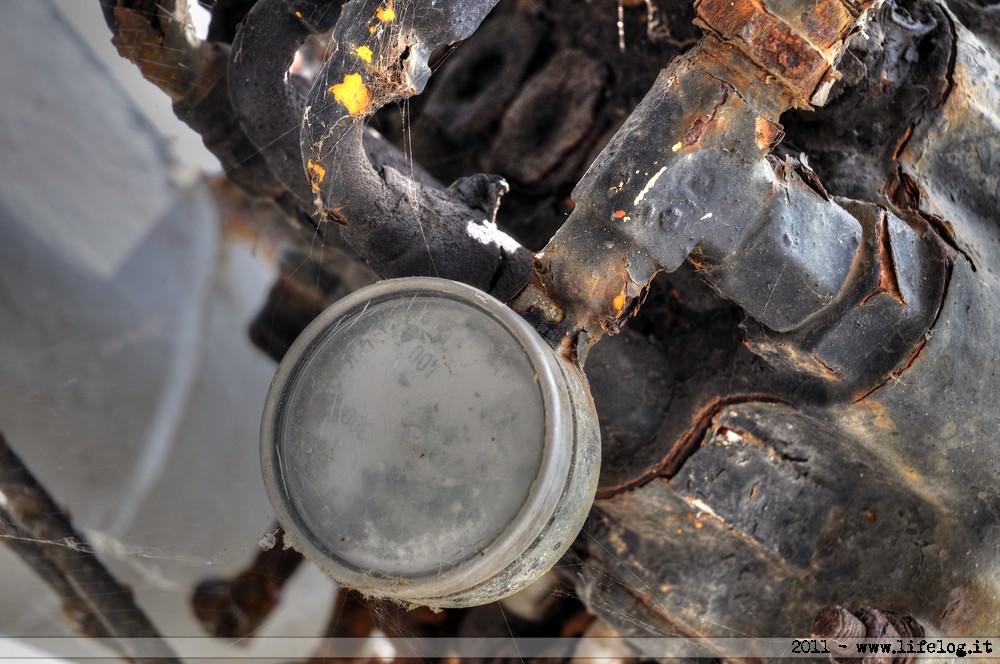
xmin=510 ymin=0 xmax=885 ymax=362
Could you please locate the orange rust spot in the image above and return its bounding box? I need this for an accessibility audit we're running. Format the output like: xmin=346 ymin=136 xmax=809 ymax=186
xmin=809 ymin=350 xmax=841 ymax=380
xmin=559 ymin=610 xmax=596 ymax=637
xmin=801 ymin=0 xmax=853 ymax=48
xmin=891 ymin=124 xmax=915 ymax=161
xmin=355 ymin=45 xmax=373 ymax=63
xmin=754 ymin=115 xmax=784 ymax=150
xmin=865 ymin=510 xmax=877 ymax=524
xmin=612 ymin=210 xmax=627 ymax=219
xmin=675 ymin=528 xmax=684 ymax=534
xmin=860 ymin=399 xmax=895 ymax=430
xmin=861 ymin=211 xmax=905 ymax=306
xmin=294 ymin=10 xmax=302 ymax=18
xmin=686 ymin=512 xmax=704 ymax=529
xmin=329 ymin=73 xmax=371 ymax=115
xmin=306 ymin=160 xmax=326 ymax=192
xmin=613 ymin=291 xmax=627 ymax=314
xmin=682 ymin=99 xmax=723 ymax=147
xmin=375 ymin=0 xmax=395 ymax=22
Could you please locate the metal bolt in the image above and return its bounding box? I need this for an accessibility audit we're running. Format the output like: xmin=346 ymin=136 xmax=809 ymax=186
xmin=813 ymin=605 xmax=925 ymax=664
xmin=813 ymin=605 xmax=866 ymax=640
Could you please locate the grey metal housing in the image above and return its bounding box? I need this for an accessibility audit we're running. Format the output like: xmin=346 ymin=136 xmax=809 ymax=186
xmin=260 ymin=277 xmax=601 ymax=608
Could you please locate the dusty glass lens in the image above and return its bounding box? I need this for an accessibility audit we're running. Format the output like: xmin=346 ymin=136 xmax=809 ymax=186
xmin=273 ymin=294 xmax=546 ymax=578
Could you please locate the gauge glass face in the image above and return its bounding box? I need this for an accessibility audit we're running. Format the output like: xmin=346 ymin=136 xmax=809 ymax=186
xmin=275 ymin=294 xmax=546 ymax=578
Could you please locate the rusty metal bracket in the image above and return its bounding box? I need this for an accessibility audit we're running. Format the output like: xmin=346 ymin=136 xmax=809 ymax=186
xmin=507 ymin=0 xmax=951 ymax=403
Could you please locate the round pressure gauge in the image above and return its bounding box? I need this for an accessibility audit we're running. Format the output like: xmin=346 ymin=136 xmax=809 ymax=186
xmin=261 ymin=277 xmax=600 ymax=607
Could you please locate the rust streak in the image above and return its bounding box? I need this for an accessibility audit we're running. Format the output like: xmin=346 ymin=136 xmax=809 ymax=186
xmin=860 ymin=210 xmax=904 ymax=306
xmin=754 ymin=115 xmax=784 ymax=150
xmin=810 ymin=351 xmax=842 ymax=379
xmin=891 ymin=124 xmax=915 ymax=162
xmin=888 ymin=170 xmax=923 ymax=213
xmin=683 ymin=87 xmax=729 ymax=148
xmin=595 ymin=394 xmax=793 ymax=500
xmin=854 ymin=257 xmax=953 ymax=403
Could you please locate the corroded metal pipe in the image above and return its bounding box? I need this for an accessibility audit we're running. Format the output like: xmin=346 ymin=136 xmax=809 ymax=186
xmin=0 ymin=433 xmax=177 ymax=662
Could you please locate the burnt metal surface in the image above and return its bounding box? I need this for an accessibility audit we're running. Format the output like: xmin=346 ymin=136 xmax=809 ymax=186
xmin=96 ymin=0 xmax=1000 ymax=655
xmin=101 ymin=0 xmax=290 ymax=201
xmin=508 ymin=0 xmax=886 ymax=357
